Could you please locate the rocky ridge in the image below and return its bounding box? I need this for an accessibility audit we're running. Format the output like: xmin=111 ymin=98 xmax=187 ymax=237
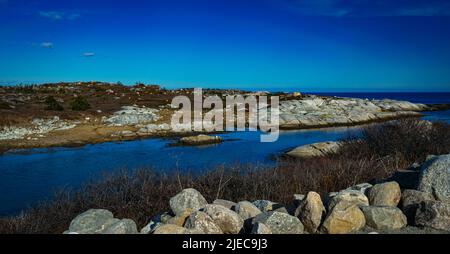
xmin=277 ymin=96 xmax=428 ymax=129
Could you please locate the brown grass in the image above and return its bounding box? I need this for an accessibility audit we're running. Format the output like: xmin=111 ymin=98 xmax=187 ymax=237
xmin=0 ymin=119 xmax=449 ymax=234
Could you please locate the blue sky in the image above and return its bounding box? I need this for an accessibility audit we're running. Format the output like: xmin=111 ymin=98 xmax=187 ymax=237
xmin=1 ymin=0 xmax=450 ymax=91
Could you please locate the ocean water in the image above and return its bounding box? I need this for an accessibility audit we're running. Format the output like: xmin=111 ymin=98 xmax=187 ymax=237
xmin=0 ymin=92 xmax=449 ymax=215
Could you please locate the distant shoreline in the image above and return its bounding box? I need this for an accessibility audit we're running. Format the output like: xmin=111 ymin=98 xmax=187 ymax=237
xmin=1 ymin=82 xmax=449 ymax=154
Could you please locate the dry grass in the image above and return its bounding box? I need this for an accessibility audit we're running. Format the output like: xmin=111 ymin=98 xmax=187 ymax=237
xmin=0 ymin=119 xmax=449 ymax=234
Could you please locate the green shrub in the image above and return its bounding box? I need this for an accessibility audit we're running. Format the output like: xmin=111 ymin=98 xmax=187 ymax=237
xmin=45 ymin=96 xmax=64 ymax=111
xmin=70 ymin=96 xmax=90 ymax=111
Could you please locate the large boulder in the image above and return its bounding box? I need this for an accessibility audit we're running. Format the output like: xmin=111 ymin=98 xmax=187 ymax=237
xmin=67 ymin=209 xmax=137 ymax=234
xmin=360 ymin=206 xmax=407 ymax=230
xmin=367 ymin=181 xmax=401 ymax=207
xmin=179 ymin=135 xmax=222 ymax=146
xmin=415 ymin=200 xmax=450 ymax=231
xmin=253 ymin=211 xmax=304 ymax=234
xmin=322 ymin=203 xmax=366 ymax=234
xmin=327 ymin=189 xmax=369 ymax=211
xmin=400 ymin=189 xmax=434 ymax=225
xmin=213 ymin=199 xmax=236 ymax=210
xmin=169 ymin=188 xmax=208 ymax=216
xmin=417 ymin=154 xmax=450 ymax=202
xmin=251 ymin=222 xmax=272 ymax=234
xmin=286 ymin=141 xmax=341 ymax=159
xmin=203 ymin=204 xmax=244 ymax=234
xmin=295 ymin=191 xmax=325 ymax=233
xmin=184 ymin=211 xmax=223 ymax=234
xmin=234 ymin=201 xmax=262 ymax=220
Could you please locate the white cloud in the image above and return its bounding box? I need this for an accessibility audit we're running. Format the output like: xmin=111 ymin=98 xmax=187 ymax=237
xmin=41 ymin=42 xmax=54 ymax=49
xmin=39 ymin=11 xmax=81 ymax=21
xmin=82 ymin=52 xmax=95 ymax=57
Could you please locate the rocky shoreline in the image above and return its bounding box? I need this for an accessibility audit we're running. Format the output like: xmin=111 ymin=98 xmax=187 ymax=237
xmin=1 ymin=83 xmax=448 ymax=153
xmin=63 ymin=153 xmax=450 ymax=234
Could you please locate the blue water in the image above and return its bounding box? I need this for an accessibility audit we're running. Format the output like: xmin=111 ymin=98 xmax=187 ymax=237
xmin=0 ymin=92 xmax=449 ymax=215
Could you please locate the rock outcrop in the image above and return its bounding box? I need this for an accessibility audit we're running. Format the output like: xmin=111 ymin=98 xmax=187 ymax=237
xmin=0 ymin=116 xmax=77 ymax=140
xmin=277 ymin=96 xmax=428 ymax=129
xmin=286 ymin=141 xmax=341 ymax=159
xmin=179 ymin=134 xmax=222 ymax=146
xmin=103 ymin=106 xmax=160 ymax=126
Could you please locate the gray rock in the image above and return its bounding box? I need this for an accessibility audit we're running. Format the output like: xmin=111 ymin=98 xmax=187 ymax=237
xmin=415 ymin=200 xmax=450 ymax=231
xmin=179 ymin=135 xmax=222 ymax=146
xmin=295 ymin=191 xmax=325 ymax=233
xmin=322 ymin=203 xmax=366 ymax=234
xmin=286 ymin=141 xmax=341 ymax=159
xmin=253 ymin=211 xmax=304 ymax=234
xmin=203 ymin=204 xmax=244 ymax=234
xmin=184 ymin=211 xmax=223 ymax=234
xmin=360 ymin=206 xmax=407 ymax=230
xmin=68 ymin=209 xmax=118 ymax=234
xmin=103 ymin=106 xmax=160 ymax=126
xmin=277 ymin=97 xmax=427 ymax=129
xmin=169 ymin=188 xmax=208 ymax=216
xmin=234 ymin=201 xmax=262 ymax=220
xmin=400 ymin=189 xmax=434 ymax=225
xmin=251 ymin=222 xmax=272 ymax=234
xmin=213 ymin=199 xmax=236 ymax=210
xmin=68 ymin=209 xmax=138 ymax=234
xmin=367 ymin=181 xmax=401 ymax=207
xmin=418 ymin=154 xmax=450 ymax=202
xmin=327 ymin=189 xmax=369 ymax=211
xmin=102 ymin=219 xmax=138 ymax=234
